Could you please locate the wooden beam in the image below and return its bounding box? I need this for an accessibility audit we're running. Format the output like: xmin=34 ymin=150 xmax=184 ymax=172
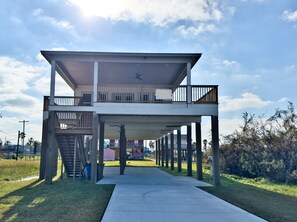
xmin=170 ymin=132 xmax=174 ymax=170
xmin=161 ymin=137 xmax=164 ymax=167
xmin=45 ymin=111 xmax=55 ymax=184
xmin=91 ymin=113 xmax=99 ymax=184
xmin=196 ymin=122 xmax=203 ymax=180
xmin=98 ymin=121 xmax=105 ymax=180
xmin=187 ymin=124 xmax=192 ymax=177
xmin=177 ymin=129 xmax=182 ymax=172
xmin=119 ymin=125 xmax=126 ymax=175
xmin=73 ymin=136 xmax=77 ymax=181
xmin=39 ymin=112 xmax=48 ymax=180
xmin=165 ymin=135 xmax=169 ymax=168
xmin=212 ymin=115 xmax=220 ymax=186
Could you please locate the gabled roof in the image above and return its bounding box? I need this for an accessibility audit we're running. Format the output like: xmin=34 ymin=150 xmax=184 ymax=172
xmin=41 ymin=51 xmax=202 ymax=89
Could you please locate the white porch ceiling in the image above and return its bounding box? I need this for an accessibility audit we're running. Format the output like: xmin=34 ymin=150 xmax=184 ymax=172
xmin=41 ymin=51 xmax=201 ymax=88
xmin=101 ymin=115 xmax=201 ymax=140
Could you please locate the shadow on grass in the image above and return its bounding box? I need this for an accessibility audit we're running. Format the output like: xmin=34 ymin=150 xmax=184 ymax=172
xmin=159 ymin=166 xmax=297 ymax=222
xmin=0 ymin=178 xmax=114 ymax=222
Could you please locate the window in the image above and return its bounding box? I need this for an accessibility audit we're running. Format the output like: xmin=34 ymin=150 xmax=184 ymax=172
xmin=125 ymin=93 xmax=134 ymax=101
xmin=112 ymin=93 xmax=134 ymax=102
xmin=143 ymin=94 xmax=150 ymax=102
xmin=98 ymin=92 xmax=108 ymax=101
xmin=81 ymin=93 xmax=92 ymax=106
xmin=139 ymin=93 xmax=150 ymax=102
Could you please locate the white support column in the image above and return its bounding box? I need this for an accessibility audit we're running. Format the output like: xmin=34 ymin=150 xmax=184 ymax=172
xmin=50 ymin=60 xmax=56 ymax=105
xmin=93 ymin=61 xmax=98 ymax=103
xmin=186 ymin=62 xmax=192 ymax=104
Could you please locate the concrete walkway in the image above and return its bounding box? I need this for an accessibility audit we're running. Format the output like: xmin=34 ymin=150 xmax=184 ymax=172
xmin=98 ymin=167 xmax=266 ymax=222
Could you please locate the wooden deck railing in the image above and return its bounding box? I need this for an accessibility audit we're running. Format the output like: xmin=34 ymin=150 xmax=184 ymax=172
xmin=55 ymin=112 xmax=93 ymax=130
xmin=44 ymin=85 xmax=218 ymax=108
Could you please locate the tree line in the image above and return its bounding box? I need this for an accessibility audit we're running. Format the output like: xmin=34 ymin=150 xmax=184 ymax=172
xmin=220 ymin=102 xmax=297 ymax=184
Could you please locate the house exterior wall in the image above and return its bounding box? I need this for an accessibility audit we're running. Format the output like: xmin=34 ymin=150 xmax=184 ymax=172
xmin=75 ymin=84 xmax=171 ymax=103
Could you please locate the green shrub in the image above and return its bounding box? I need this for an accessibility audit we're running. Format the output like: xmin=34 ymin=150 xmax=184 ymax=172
xmin=220 ymin=102 xmax=297 ymax=184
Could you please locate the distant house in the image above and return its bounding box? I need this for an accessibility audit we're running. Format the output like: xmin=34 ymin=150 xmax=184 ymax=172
xmin=104 ymin=148 xmax=115 ymax=161
xmin=110 ymin=139 xmax=144 ymax=160
xmin=0 ymin=145 xmax=39 ymax=158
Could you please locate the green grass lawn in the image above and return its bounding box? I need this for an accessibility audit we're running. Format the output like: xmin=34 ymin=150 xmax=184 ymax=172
xmin=2 ymin=158 xmax=297 ymax=222
xmin=0 ymin=159 xmax=114 ymax=222
xmin=201 ymin=175 xmax=297 ymax=222
xmin=104 ymin=158 xmax=156 ymax=167
xmin=0 ymin=159 xmax=40 ymax=181
xmin=160 ymin=162 xmax=297 ymax=222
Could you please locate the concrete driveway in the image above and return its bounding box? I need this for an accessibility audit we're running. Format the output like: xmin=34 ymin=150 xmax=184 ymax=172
xmin=98 ymin=167 xmax=266 ymax=222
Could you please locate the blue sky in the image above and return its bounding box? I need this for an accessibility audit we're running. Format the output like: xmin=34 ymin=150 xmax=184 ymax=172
xmin=0 ymin=0 xmax=297 ymax=144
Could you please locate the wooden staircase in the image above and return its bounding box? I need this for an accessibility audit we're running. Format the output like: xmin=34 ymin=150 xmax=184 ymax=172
xmin=56 ymin=134 xmax=81 ymax=177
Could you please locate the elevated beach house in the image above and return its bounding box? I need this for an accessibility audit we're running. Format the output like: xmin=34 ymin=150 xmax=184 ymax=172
xmin=39 ymin=51 xmax=220 ymax=186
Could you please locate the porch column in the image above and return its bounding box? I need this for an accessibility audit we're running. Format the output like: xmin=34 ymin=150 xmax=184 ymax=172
xmin=187 ymin=124 xmax=192 ymax=177
xmin=186 ymin=62 xmax=192 ymax=104
xmin=39 ymin=97 xmax=48 ymax=180
xmin=98 ymin=121 xmax=105 ymax=180
xmin=177 ymin=129 xmax=182 ymax=172
xmin=91 ymin=113 xmax=99 ymax=184
xmin=161 ymin=137 xmax=164 ymax=167
xmin=119 ymin=125 xmax=126 ymax=175
xmin=211 ymin=115 xmax=220 ymax=186
xmin=50 ymin=60 xmax=56 ymax=105
xmin=196 ymin=122 xmax=203 ymax=180
xmin=93 ymin=61 xmax=98 ymax=103
xmin=45 ymin=111 xmax=57 ymax=184
xmin=165 ymin=134 xmax=169 ymax=168
xmin=170 ymin=132 xmax=174 ymax=170
xmin=155 ymin=140 xmax=158 ymax=165
xmin=158 ymin=139 xmax=161 ymax=165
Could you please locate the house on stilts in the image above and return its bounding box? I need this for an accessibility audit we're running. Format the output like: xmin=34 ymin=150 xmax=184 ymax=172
xmin=39 ymin=51 xmax=220 ymax=186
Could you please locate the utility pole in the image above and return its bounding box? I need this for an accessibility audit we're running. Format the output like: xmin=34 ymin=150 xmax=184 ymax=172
xmin=16 ymin=131 xmax=20 ymax=161
xmin=19 ymin=120 xmax=29 ymax=155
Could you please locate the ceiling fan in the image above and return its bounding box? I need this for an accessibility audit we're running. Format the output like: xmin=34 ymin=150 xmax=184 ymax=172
xmin=135 ymin=73 xmax=143 ymax=80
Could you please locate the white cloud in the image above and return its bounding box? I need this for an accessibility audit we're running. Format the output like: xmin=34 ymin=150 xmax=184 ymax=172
xmin=222 ymin=59 xmax=238 ymax=66
xmin=69 ymin=0 xmax=223 ymax=26
xmin=278 ymin=97 xmax=289 ymax=103
xmin=241 ymin=0 xmax=265 ymax=3
xmin=0 ymin=56 xmax=45 ymax=94
xmin=178 ymin=23 xmax=217 ymax=38
xmin=0 ymin=56 xmax=72 ymax=144
xmin=284 ymin=64 xmax=296 ymax=71
xmin=282 ymin=10 xmax=297 ymax=22
xmin=212 ymin=58 xmax=240 ymax=70
xmin=231 ymin=73 xmax=261 ymax=82
xmin=32 ymin=8 xmax=44 ymax=17
xmin=33 ymin=75 xmax=73 ymax=96
xmin=219 ymin=118 xmax=243 ymax=136
xmin=220 ymin=92 xmax=271 ymax=112
xmin=0 ymin=116 xmax=42 ymax=143
xmin=32 ymin=8 xmax=73 ymax=29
